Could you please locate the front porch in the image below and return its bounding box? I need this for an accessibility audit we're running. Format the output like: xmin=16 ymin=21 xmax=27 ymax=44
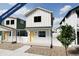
xmin=26 ymin=27 xmax=52 ymax=47
xmin=0 ymin=26 xmax=28 ymax=44
xmin=1 ymin=30 xmax=28 ymax=44
xmin=0 ymin=25 xmax=17 ymax=43
xmin=1 ymin=31 xmax=17 ymax=43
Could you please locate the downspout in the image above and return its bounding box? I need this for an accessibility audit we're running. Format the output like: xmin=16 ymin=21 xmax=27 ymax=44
xmin=50 ymin=13 xmax=54 ymax=48
xmin=16 ymin=30 xmax=17 ymax=43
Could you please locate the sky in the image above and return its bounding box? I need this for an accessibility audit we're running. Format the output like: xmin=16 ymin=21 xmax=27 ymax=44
xmin=0 ymin=3 xmax=79 ymax=29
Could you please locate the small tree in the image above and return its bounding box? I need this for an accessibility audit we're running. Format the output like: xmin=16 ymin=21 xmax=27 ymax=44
xmin=57 ymin=24 xmax=75 ymax=56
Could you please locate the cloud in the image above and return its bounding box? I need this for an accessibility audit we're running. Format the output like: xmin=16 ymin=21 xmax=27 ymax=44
xmin=13 ymin=6 xmax=30 ymax=15
xmin=53 ymin=17 xmax=63 ymax=29
xmin=8 ymin=3 xmax=16 ymax=6
xmin=8 ymin=3 xmax=30 ymax=15
xmin=60 ymin=5 xmax=72 ymax=15
xmin=0 ymin=6 xmax=30 ymax=20
xmin=0 ymin=9 xmax=8 ymax=15
xmin=11 ymin=6 xmax=30 ymax=20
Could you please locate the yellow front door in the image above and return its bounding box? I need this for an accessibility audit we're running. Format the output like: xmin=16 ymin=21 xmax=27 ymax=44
xmin=4 ymin=32 xmax=8 ymax=41
xmin=30 ymin=32 xmax=34 ymax=42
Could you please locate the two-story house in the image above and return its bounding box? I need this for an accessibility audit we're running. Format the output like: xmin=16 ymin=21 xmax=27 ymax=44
xmin=25 ymin=7 xmax=54 ymax=47
xmin=0 ymin=17 xmax=27 ymax=43
xmin=60 ymin=6 xmax=79 ymax=46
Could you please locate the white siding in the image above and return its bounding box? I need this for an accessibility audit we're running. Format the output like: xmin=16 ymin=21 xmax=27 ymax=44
xmin=61 ymin=12 xmax=79 ymax=30
xmin=65 ymin=13 xmax=77 ymax=29
xmin=26 ymin=9 xmax=51 ymax=27
xmin=7 ymin=36 xmax=28 ymax=44
xmin=2 ymin=17 xmax=17 ymax=29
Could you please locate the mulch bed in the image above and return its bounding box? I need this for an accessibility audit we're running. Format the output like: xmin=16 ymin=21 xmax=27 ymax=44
xmin=25 ymin=45 xmax=79 ymax=56
xmin=0 ymin=42 xmax=24 ymax=50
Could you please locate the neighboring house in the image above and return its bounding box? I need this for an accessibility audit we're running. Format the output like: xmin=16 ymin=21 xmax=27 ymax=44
xmin=25 ymin=7 xmax=54 ymax=47
xmin=60 ymin=6 xmax=79 ymax=46
xmin=2 ymin=17 xmax=26 ymax=29
xmin=0 ymin=17 xmax=28 ymax=43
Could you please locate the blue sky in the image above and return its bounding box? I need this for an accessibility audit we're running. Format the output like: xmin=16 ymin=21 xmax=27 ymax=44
xmin=0 ymin=3 xmax=79 ymax=29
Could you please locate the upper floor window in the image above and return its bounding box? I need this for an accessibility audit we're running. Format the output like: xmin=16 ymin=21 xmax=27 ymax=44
xmin=20 ymin=20 xmax=24 ymax=24
xmin=6 ymin=20 xmax=9 ymax=25
xmin=34 ymin=16 xmax=41 ymax=22
xmin=11 ymin=20 xmax=14 ymax=25
xmin=38 ymin=31 xmax=46 ymax=37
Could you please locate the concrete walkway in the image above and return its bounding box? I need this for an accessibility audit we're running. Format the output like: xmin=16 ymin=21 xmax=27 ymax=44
xmin=0 ymin=49 xmax=12 ymax=56
xmin=0 ymin=45 xmax=41 ymax=56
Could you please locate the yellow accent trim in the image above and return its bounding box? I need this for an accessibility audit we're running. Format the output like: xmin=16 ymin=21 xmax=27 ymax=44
xmin=30 ymin=32 xmax=34 ymax=42
xmin=4 ymin=32 xmax=8 ymax=41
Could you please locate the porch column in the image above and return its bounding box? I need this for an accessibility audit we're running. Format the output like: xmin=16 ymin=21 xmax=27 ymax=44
xmin=12 ymin=30 xmax=17 ymax=43
xmin=11 ymin=31 xmax=13 ymax=42
xmin=15 ymin=30 xmax=17 ymax=43
xmin=1 ymin=31 xmax=4 ymax=43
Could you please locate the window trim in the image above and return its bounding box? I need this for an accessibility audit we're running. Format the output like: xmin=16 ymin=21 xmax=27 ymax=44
xmin=34 ymin=16 xmax=41 ymax=22
xmin=11 ymin=20 xmax=14 ymax=25
xmin=17 ymin=31 xmax=28 ymax=36
xmin=38 ymin=31 xmax=46 ymax=37
xmin=6 ymin=20 xmax=9 ymax=25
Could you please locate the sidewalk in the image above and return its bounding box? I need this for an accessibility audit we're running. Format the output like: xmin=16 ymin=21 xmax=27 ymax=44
xmin=10 ymin=45 xmax=42 ymax=56
xmin=0 ymin=45 xmax=41 ymax=56
xmin=9 ymin=45 xmax=30 ymax=56
xmin=0 ymin=49 xmax=12 ymax=56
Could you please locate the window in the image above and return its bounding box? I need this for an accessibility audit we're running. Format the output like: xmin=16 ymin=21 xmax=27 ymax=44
xmin=20 ymin=20 xmax=24 ymax=24
xmin=6 ymin=20 xmax=9 ymax=25
xmin=38 ymin=31 xmax=46 ymax=37
xmin=34 ymin=16 xmax=41 ymax=22
xmin=17 ymin=31 xmax=28 ymax=36
xmin=0 ymin=31 xmax=2 ymax=35
xmin=9 ymin=31 xmax=11 ymax=36
xmin=11 ymin=20 xmax=14 ymax=24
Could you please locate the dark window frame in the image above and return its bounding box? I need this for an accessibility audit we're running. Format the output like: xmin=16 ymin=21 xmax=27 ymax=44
xmin=11 ymin=20 xmax=14 ymax=25
xmin=38 ymin=31 xmax=46 ymax=37
xmin=17 ymin=31 xmax=28 ymax=36
xmin=9 ymin=31 xmax=11 ymax=36
xmin=6 ymin=20 xmax=9 ymax=25
xmin=34 ymin=16 xmax=41 ymax=22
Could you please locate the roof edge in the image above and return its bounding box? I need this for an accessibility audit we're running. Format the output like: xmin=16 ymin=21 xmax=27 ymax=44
xmin=25 ymin=7 xmax=53 ymax=17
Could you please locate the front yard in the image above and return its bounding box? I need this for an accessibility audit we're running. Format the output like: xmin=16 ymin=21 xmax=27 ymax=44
xmin=25 ymin=45 xmax=79 ymax=56
xmin=0 ymin=42 xmax=24 ymax=50
xmin=0 ymin=42 xmax=79 ymax=56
